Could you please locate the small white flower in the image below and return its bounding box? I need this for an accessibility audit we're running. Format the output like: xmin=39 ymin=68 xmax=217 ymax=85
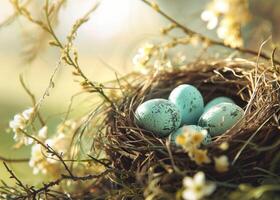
xmin=201 ymin=10 xmax=215 ymax=22
xmin=214 ymin=155 xmax=229 ymax=172
xmin=13 ymin=133 xmax=33 ymax=145
xmin=9 ymin=120 xmax=18 ymax=130
xmin=22 ymin=107 xmax=34 ymax=120
xmin=9 ymin=107 xmax=36 ymax=146
xmin=217 ymin=26 xmax=227 ymax=39
xmin=12 ymin=114 xmax=26 ymax=129
xmin=29 ymin=143 xmax=54 ymax=175
xmin=182 ymin=172 xmax=216 ymax=200
xmin=132 ymin=54 xmax=148 ymax=66
xmin=14 ymin=114 xmax=26 ymax=123
xmin=206 ymin=16 xmax=218 ymax=30
xmin=201 ymin=10 xmax=218 ymax=29
xmin=138 ymin=43 xmax=154 ymax=56
xmin=38 ymin=126 xmax=48 ymax=139
xmin=213 ymin=0 xmax=229 ymax=13
xmin=33 ymin=167 xmax=40 ymax=175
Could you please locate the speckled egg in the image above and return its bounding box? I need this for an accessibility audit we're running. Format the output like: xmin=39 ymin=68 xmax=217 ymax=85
xmin=204 ymin=96 xmax=235 ymax=112
xmin=198 ymin=103 xmax=244 ymax=136
xmin=171 ymin=125 xmax=211 ymax=145
xmin=134 ymin=99 xmax=181 ymax=136
xmin=169 ymin=84 xmax=204 ymax=125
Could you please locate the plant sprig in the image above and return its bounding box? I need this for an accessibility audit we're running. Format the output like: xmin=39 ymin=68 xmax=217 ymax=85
xmin=11 ymin=0 xmax=116 ymax=109
xmin=44 ymin=0 xmax=116 ymax=108
xmin=141 ymin=0 xmax=280 ymax=66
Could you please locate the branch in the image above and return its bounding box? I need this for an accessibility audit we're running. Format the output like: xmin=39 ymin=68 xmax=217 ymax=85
xmin=19 ymin=75 xmax=45 ymax=126
xmin=10 ymin=0 xmax=116 ymax=108
xmin=44 ymin=0 xmax=116 ymax=108
xmin=0 ymin=156 xmax=28 ymax=163
xmin=141 ymin=0 xmax=280 ymax=65
xmin=19 ymin=129 xmax=74 ymax=178
xmin=0 ymin=0 xmax=31 ymax=29
xmin=3 ymin=162 xmax=30 ymax=195
xmin=20 ymin=170 xmax=110 ymax=199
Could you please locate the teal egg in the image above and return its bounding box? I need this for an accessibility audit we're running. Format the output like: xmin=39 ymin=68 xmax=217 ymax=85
xmin=135 ymin=99 xmax=181 ymax=136
xmin=169 ymin=84 xmax=204 ymax=125
xmin=198 ymin=103 xmax=244 ymax=136
xmin=204 ymin=97 xmax=235 ymax=112
xmin=171 ymin=125 xmax=211 ymax=145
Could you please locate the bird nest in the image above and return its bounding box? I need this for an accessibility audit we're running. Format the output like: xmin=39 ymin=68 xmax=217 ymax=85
xmin=105 ymin=58 xmax=280 ymax=192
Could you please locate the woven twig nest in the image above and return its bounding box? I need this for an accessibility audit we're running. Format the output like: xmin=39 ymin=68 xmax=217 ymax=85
xmin=105 ymin=58 xmax=280 ymax=191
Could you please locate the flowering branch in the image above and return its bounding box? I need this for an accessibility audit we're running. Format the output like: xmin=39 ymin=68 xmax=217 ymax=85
xmin=3 ymin=160 xmax=111 ymax=199
xmin=141 ymin=0 xmax=280 ymax=65
xmin=43 ymin=0 xmax=116 ymax=109
xmin=10 ymin=0 xmax=116 ymax=109
xmin=19 ymin=129 xmax=75 ymax=178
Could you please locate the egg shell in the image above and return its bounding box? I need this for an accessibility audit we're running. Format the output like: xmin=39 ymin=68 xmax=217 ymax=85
xmin=169 ymin=84 xmax=204 ymax=125
xmin=134 ymin=99 xmax=181 ymax=136
xmin=171 ymin=125 xmax=211 ymax=145
xmin=198 ymin=102 xmax=244 ymax=136
xmin=204 ymin=96 xmax=235 ymax=112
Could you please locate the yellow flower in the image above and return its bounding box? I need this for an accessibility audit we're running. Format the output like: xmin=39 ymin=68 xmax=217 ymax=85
xmin=175 ymin=127 xmax=211 ymax=166
xmin=191 ymin=149 xmax=211 ymax=165
xmin=214 ymin=155 xmax=229 ymax=173
xmin=219 ymin=142 xmax=229 ymax=151
xmin=177 ymin=127 xmax=208 ymax=148
xmin=190 ymin=131 xmax=205 ymax=146
xmin=176 ymin=134 xmax=187 ymax=146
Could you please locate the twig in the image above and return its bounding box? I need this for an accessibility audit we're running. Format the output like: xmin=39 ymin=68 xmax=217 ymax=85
xmin=141 ymin=0 xmax=280 ymax=65
xmin=3 ymin=162 xmax=30 ymax=195
xmin=0 ymin=0 xmax=31 ymax=29
xmin=34 ymin=58 xmax=62 ymax=113
xmin=46 ymin=144 xmax=75 ymax=178
xmin=20 ymin=169 xmax=110 ymax=199
xmin=0 ymin=156 xmax=29 ymax=163
xmin=19 ymin=129 xmax=74 ymax=178
xmin=87 ymin=154 xmax=112 ymax=169
xmin=19 ymin=75 xmax=45 ymax=126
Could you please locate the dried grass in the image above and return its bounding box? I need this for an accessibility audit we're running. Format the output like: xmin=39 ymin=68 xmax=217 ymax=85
xmin=105 ymin=58 xmax=280 ymax=193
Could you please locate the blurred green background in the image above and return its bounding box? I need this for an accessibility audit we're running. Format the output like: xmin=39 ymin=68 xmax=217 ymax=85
xmin=0 ymin=0 xmax=279 ymax=185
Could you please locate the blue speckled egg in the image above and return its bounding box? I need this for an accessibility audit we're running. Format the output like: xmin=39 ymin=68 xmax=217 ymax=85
xmin=198 ymin=103 xmax=244 ymax=136
xmin=134 ymin=99 xmax=181 ymax=136
xmin=171 ymin=125 xmax=211 ymax=145
xmin=169 ymin=84 xmax=204 ymax=125
xmin=204 ymin=97 xmax=235 ymax=112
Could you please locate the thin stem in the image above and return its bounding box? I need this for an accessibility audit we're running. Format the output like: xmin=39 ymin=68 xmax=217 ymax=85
xmin=0 ymin=156 xmax=29 ymax=163
xmin=19 ymin=75 xmax=45 ymax=126
xmin=44 ymin=0 xmax=116 ymax=108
